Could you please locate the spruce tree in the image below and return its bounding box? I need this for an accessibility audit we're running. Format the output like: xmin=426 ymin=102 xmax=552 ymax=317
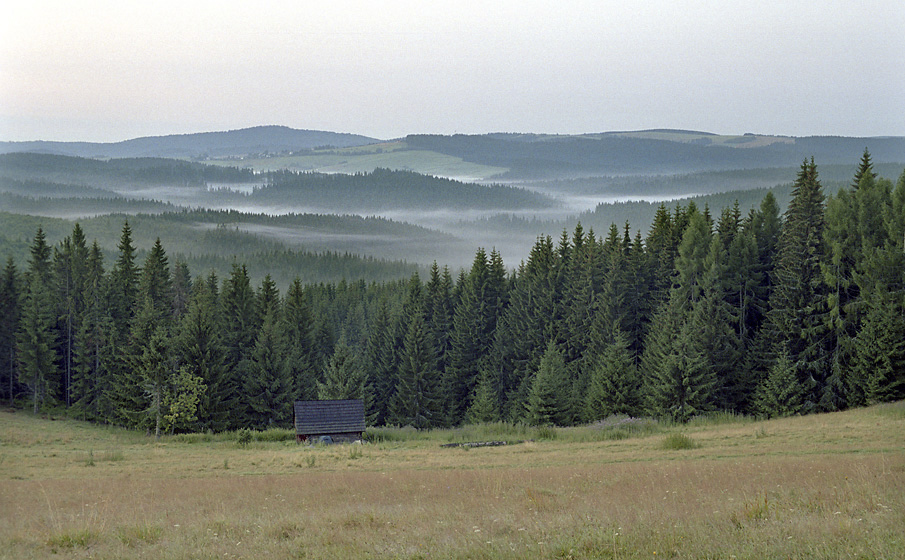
xmin=696 ymin=237 xmax=744 ymax=411
xmin=171 ymin=260 xmax=192 ymax=321
xmin=852 ymin=148 xmax=878 ymax=189
xmin=641 ymin=209 xmax=719 ymax=421
xmin=583 ymin=329 xmax=639 ymax=421
xmin=850 ymin=289 xmax=905 ymax=404
xmin=526 ymin=341 xmax=569 ymax=426
xmin=284 ymin=278 xmax=317 ymax=402
xmin=71 ymin=242 xmax=113 ymax=421
xmin=390 ymin=312 xmax=440 ymax=429
xmin=467 ymin=366 xmax=500 ymax=423
xmin=642 ymin=296 xmax=715 ymax=422
xmin=111 ymin=296 xmax=158 ymax=429
xmin=135 ymin=322 xmax=172 ymax=438
xmin=53 ymin=224 xmax=89 ymax=406
xmin=481 ymin=237 xmax=558 ymax=423
xmin=823 ymin=162 xmax=891 ymax=406
xmin=562 ymin=225 xmax=603 ymax=378
xmin=244 ymin=307 xmax=293 ymax=428
xmin=425 ymin=262 xmax=454 ymax=375
xmin=257 ymin=274 xmax=280 ymax=319
xmin=768 ymin=159 xmax=831 ymax=410
xmin=221 ymin=263 xmax=259 ymax=424
xmin=173 ymin=278 xmax=231 ymax=431
xmin=105 ymin=222 xmax=139 ymax=414
xmin=137 ymin=238 xmax=173 ymax=328
xmin=108 ymin=222 xmax=139 ymax=336
xmin=753 ymin=345 xmax=809 ymax=418
xmin=444 ymin=248 xmax=505 ymax=424
xmin=645 ymin=204 xmax=677 ymax=306
xmin=0 ymin=258 xmax=20 ymax=406
xmin=593 ymin=224 xmax=630 ymax=345
xmin=364 ymin=297 xmax=397 ymax=425
xmin=17 ymin=228 xmax=59 ymax=413
xmin=318 ymin=337 xmax=367 ymax=401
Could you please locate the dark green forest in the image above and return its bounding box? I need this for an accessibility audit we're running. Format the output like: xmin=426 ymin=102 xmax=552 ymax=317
xmin=0 ymin=153 xmax=556 ymax=213
xmin=250 ymin=168 xmax=555 ymax=211
xmin=0 ymin=211 xmax=424 ymax=288
xmin=2 ymin=154 xmax=904 ymax=434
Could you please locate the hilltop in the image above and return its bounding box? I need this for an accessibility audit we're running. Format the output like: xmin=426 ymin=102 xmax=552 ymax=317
xmin=0 ymin=125 xmax=379 ymax=159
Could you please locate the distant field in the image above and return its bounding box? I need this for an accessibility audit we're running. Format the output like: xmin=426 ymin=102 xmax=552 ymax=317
xmin=1 ymin=402 xmax=902 ymax=559
xmin=206 ymin=143 xmax=509 ymax=180
xmin=606 ymin=131 xmax=797 ymax=148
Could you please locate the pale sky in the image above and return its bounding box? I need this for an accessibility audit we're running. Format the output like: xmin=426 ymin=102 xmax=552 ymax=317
xmin=2 ymin=0 xmax=904 ymax=143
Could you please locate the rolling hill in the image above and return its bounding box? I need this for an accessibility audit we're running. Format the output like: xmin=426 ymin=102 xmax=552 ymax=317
xmin=0 ymin=125 xmax=379 ymax=159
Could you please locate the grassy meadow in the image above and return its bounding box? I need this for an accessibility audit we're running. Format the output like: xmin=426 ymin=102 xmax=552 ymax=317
xmin=1 ymin=403 xmax=903 ymax=559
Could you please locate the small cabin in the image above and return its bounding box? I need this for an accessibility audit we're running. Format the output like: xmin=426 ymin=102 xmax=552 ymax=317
xmin=294 ymin=399 xmax=366 ymax=443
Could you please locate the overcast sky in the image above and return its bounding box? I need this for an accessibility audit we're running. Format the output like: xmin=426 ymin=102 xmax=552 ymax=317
xmin=2 ymin=1 xmax=904 ymax=143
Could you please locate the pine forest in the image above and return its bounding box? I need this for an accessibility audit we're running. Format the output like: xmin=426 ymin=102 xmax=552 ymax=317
xmin=2 ymin=154 xmax=904 ymax=434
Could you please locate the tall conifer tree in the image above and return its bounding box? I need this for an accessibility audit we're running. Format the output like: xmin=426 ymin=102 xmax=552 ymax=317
xmin=0 ymin=258 xmax=20 ymax=406
xmin=71 ymin=242 xmax=113 ymax=420
xmin=391 ymin=313 xmax=440 ymax=428
xmin=768 ymin=159 xmax=831 ymax=411
xmin=244 ymin=306 xmax=293 ymax=428
xmin=284 ymin=278 xmax=317 ymax=402
xmin=18 ymin=228 xmax=59 ymax=412
xmin=174 ymin=278 xmax=230 ymax=431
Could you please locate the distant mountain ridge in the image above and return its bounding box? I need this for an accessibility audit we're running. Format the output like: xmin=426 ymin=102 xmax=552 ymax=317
xmin=2 ymin=126 xmax=903 ymax=181
xmin=0 ymin=126 xmax=380 ymax=159
xmin=404 ymin=133 xmax=905 ymax=178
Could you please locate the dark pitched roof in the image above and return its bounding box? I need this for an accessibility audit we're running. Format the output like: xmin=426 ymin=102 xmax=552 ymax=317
xmin=294 ymin=399 xmax=366 ymax=435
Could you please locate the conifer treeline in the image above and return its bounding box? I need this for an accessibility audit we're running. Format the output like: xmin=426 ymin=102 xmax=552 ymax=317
xmin=1 ymin=155 xmax=903 ymax=432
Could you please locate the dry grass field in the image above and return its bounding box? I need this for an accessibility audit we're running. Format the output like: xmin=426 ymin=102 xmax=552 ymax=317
xmin=1 ymin=403 xmax=903 ymax=559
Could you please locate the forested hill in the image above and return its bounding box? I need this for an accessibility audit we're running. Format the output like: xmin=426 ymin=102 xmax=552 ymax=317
xmin=0 ymin=152 xmax=255 ymax=188
xmin=405 ymin=133 xmax=905 ymax=178
xmin=254 ymin=168 xmax=555 ymax=211
xmin=0 ymin=126 xmax=379 ymax=159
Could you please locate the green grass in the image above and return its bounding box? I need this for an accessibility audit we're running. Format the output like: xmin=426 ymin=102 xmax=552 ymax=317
xmin=660 ymin=432 xmax=698 ymax=450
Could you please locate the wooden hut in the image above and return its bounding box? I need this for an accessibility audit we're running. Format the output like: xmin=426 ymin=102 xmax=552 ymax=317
xmin=294 ymin=399 xmax=366 ymax=443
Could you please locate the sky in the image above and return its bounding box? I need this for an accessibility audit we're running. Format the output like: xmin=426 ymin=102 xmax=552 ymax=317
xmin=2 ymin=0 xmax=904 ymax=143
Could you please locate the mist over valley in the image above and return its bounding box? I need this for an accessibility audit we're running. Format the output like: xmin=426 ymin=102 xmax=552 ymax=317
xmin=2 ymin=127 xmax=904 ymax=279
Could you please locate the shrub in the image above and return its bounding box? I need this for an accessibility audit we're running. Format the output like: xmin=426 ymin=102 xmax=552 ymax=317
xmin=236 ymin=428 xmax=252 ymax=447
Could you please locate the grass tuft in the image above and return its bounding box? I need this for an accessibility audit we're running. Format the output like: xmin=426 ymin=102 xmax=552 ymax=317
xmin=687 ymin=411 xmax=753 ymax=427
xmin=117 ymin=524 xmax=162 ymax=547
xmin=661 ymin=432 xmax=697 ymax=450
xmin=46 ymin=529 xmax=97 ymax=549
